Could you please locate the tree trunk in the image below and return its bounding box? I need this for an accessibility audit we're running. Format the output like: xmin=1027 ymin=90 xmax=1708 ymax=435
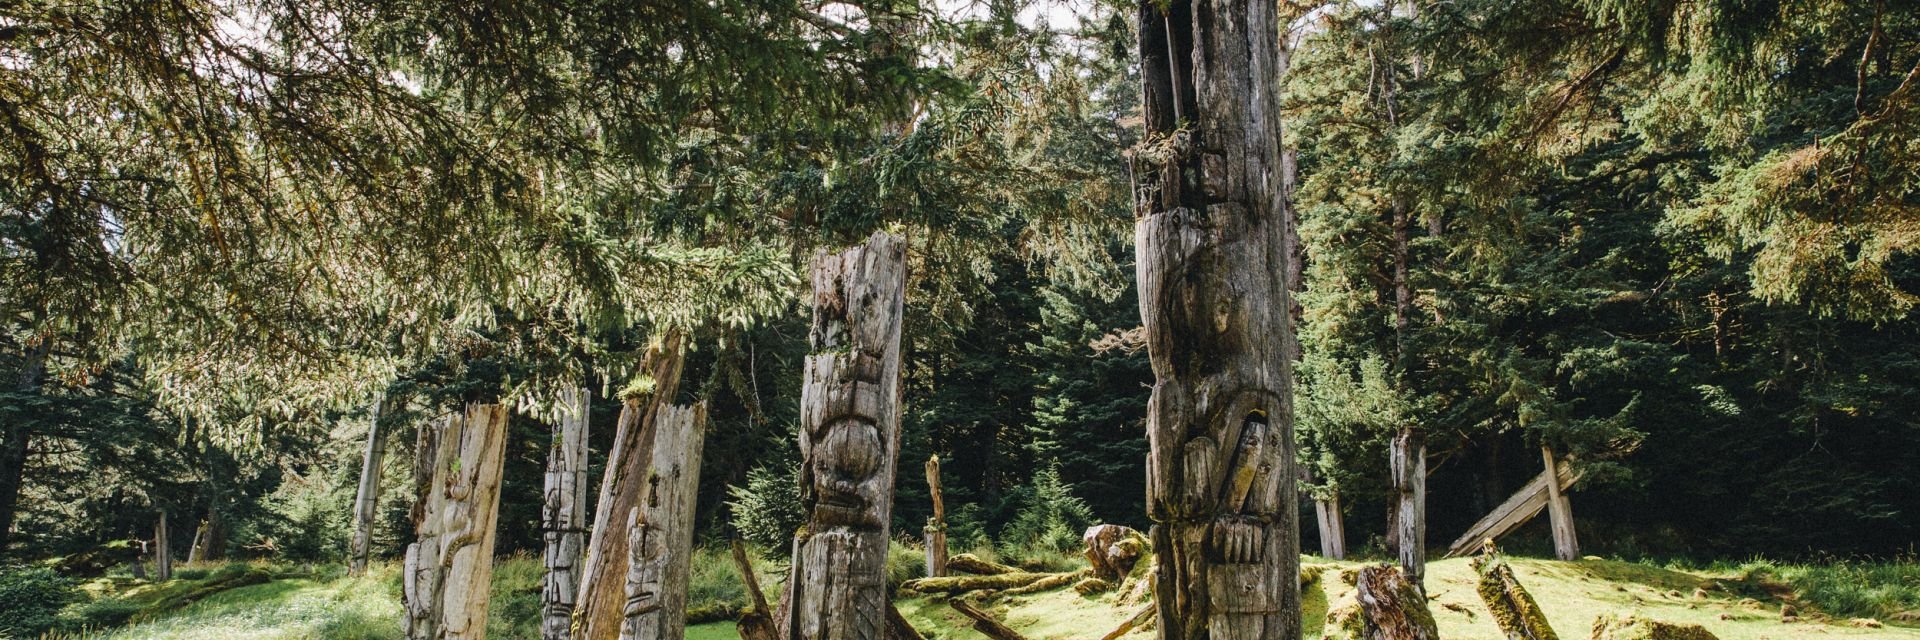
xmin=542 ymin=388 xmax=592 ymax=640
xmin=349 ymin=399 xmax=389 ymax=577
xmin=154 ymin=511 xmax=172 ymax=581
xmin=619 ymin=402 xmax=709 ymax=640
xmin=1131 ymin=0 xmax=1299 ymax=635
xmin=1539 ymin=447 xmax=1579 ymax=561
xmin=1315 ymin=492 xmax=1347 ymax=560
xmin=777 ymin=232 xmax=907 ymax=640
xmin=578 ymin=330 xmax=688 ymax=640
xmin=1390 ymin=428 xmax=1425 ymax=589
xmin=924 ymin=455 xmax=948 ymax=578
xmin=403 ymin=403 xmax=511 ymax=640
xmin=0 ymin=337 xmax=49 ymax=554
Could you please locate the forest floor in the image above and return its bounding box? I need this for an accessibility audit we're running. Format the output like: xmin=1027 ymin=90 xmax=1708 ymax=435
xmin=50 ymin=555 xmax=1920 ymax=640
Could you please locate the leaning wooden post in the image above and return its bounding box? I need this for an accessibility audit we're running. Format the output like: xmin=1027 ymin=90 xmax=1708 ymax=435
xmin=577 ymin=331 xmax=688 ymax=640
xmin=154 ymin=511 xmax=172 ymax=581
xmin=541 ymin=388 xmax=592 ymax=640
xmin=618 ymin=402 xmax=709 ymax=640
xmin=1315 ymin=491 xmax=1347 ymax=561
xmin=349 ymin=399 xmax=388 ymax=577
xmin=1539 ymin=446 xmax=1579 ymax=561
xmin=925 ymin=455 xmax=949 ymax=577
xmin=1391 ymin=428 xmax=1427 ymax=588
xmin=1131 ymin=0 xmax=1300 ymax=635
xmin=403 ymin=403 xmax=510 ymax=640
xmin=777 ymin=232 xmax=907 ymax=640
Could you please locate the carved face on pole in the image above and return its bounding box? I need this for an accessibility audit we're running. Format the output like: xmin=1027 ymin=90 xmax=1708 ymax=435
xmin=803 ymin=348 xmax=889 ymax=530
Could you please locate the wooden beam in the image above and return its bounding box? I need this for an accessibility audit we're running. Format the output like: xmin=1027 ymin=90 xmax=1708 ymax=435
xmin=1442 ymin=462 xmax=1581 ymax=558
xmin=1540 ymin=446 xmax=1579 ymax=561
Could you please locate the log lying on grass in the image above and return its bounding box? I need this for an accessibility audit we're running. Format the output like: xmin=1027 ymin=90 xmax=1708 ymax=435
xmin=1472 ymin=541 xmax=1559 ymax=640
xmin=1101 ymin=604 xmax=1157 ymax=640
xmin=949 ymin=600 xmax=1032 ymax=640
xmin=730 ymin=541 xmax=777 ymax=640
xmin=947 ymin=553 xmax=1019 ymax=576
xmin=900 ymin=570 xmax=1078 ymax=595
xmin=1323 ymin=565 xmax=1438 ymax=640
xmin=1589 ymin=615 xmax=1719 ymax=640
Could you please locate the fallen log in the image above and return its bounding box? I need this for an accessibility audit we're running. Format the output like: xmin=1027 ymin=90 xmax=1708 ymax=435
xmin=998 ymin=569 xmax=1091 ymax=597
xmin=1323 ymin=565 xmax=1438 ymax=640
xmin=731 ymin=540 xmax=777 ymax=640
xmin=886 ymin=603 xmax=926 ymax=640
xmin=1472 ymin=542 xmax=1559 ymax=640
xmin=1589 ymin=615 xmax=1718 ymax=640
xmin=949 ymin=600 xmax=1032 ymax=640
xmin=901 ymin=571 xmax=1074 ymax=595
xmin=948 ymin=554 xmax=1019 ymax=576
xmin=1100 ymin=604 xmax=1157 ymax=640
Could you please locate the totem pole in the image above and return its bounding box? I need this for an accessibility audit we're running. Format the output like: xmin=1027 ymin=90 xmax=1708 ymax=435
xmin=779 ymin=232 xmax=907 ymax=640
xmin=1131 ymin=0 xmax=1300 ymax=636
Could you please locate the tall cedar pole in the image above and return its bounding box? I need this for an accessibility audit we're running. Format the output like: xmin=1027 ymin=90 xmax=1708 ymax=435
xmin=1132 ymin=0 xmax=1300 ymax=635
xmin=924 ymin=455 xmax=948 ymax=577
xmin=618 ymin=402 xmax=709 ymax=640
xmin=1540 ymin=446 xmax=1579 ymax=560
xmin=1391 ymin=429 xmax=1426 ymax=587
xmin=154 ymin=510 xmax=171 ymax=581
xmin=577 ymin=331 xmax=688 ymax=640
xmin=778 ymin=232 xmax=908 ymax=640
xmin=541 ymin=388 xmax=592 ymax=640
xmin=403 ymin=403 xmax=511 ymax=640
xmin=349 ymin=398 xmax=387 ymax=577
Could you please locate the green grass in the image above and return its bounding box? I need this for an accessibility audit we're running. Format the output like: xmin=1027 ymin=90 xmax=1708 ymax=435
xmin=53 ymin=569 xmax=400 ymax=640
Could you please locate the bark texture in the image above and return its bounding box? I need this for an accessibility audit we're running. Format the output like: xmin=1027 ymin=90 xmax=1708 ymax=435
xmin=1324 ymin=566 xmax=1439 ymax=640
xmin=618 ymin=402 xmax=709 ymax=640
xmin=1540 ymin=447 xmax=1579 ymax=561
xmin=1131 ymin=0 xmax=1299 ymax=635
xmin=154 ymin=511 xmax=172 ymax=581
xmin=778 ymin=232 xmax=907 ymax=640
xmin=349 ymin=399 xmax=388 ymax=577
xmin=1315 ymin=492 xmax=1347 ymax=560
xmin=542 ymin=388 xmax=592 ymax=640
xmin=403 ymin=403 xmax=511 ymax=640
xmin=578 ymin=331 xmax=688 ymax=640
xmin=1083 ymin=524 xmax=1149 ymax=582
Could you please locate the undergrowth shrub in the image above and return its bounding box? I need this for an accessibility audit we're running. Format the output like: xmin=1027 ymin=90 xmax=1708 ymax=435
xmin=727 ymin=460 xmax=808 ymax=555
xmin=996 ymin=468 xmax=1093 ymax=572
xmin=1768 ymin=558 xmax=1920 ymax=620
xmin=0 ymin=566 xmax=76 ymax=639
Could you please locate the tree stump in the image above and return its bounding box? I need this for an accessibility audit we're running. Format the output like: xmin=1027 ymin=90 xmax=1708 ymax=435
xmin=778 ymin=232 xmax=907 ymax=640
xmin=1323 ymin=565 xmax=1438 ymax=640
xmin=925 ymin=456 xmax=949 ymax=578
xmin=1390 ymin=428 xmax=1426 ymax=589
xmin=1472 ymin=542 xmax=1559 ymax=640
xmin=1083 ymin=524 xmax=1149 ymax=582
xmin=732 ymin=540 xmax=778 ymax=640
xmin=1589 ymin=615 xmax=1719 ymax=640
xmin=541 ymin=388 xmax=591 ymax=640
xmin=619 ymin=402 xmax=709 ymax=640
xmin=154 ymin=511 xmax=171 ymax=581
xmin=403 ymin=403 xmax=510 ymax=640
xmin=579 ymin=331 xmax=688 ymax=640
xmin=1131 ymin=0 xmax=1300 ymax=633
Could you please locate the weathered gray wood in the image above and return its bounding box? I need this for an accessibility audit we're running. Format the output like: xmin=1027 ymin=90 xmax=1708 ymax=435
xmin=733 ymin=540 xmax=778 ymax=640
xmin=1390 ymin=429 xmax=1426 ymax=588
xmin=1315 ymin=492 xmax=1347 ymax=560
xmin=1339 ymin=566 xmax=1438 ymax=640
xmin=925 ymin=455 xmax=948 ymax=578
xmin=1540 ymin=447 xmax=1579 ymax=561
xmin=403 ymin=403 xmax=510 ymax=640
xmin=350 ymin=400 xmax=388 ymax=577
xmin=1131 ymin=0 xmax=1300 ymax=634
xmin=579 ymin=332 xmax=688 ymax=640
xmin=1443 ymin=463 xmax=1582 ymax=558
xmin=542 ymin=388 xmax=592 ymax=640
xmin=1083 ymin=524 xmax=1148 ymax=582
xmin=778 ymin=232 xmax=907 ymax=640
xmin=619 ymin=402 xmax=708 ymax=640
xmin=949 ymin=600 xmax=1032 ymax=640
xmin=154 ymin=511 xmax=171 ymax=581
xmin=1103 ymin=605 xmax=1158 ymax=640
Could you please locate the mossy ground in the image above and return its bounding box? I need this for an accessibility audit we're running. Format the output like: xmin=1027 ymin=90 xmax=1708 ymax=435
xmin=75 ymin=555 xmax=1920 ymax=640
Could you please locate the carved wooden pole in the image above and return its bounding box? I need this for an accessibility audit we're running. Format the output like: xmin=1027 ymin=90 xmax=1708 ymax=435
xmin=1391 ymin=429 xmax=1426 ymax=588
xmin=1540 ymin=446 xmax=1578 ymax=561
xmin=924 ymin=455 xmax=948 ymax=578
xmin=154 ymin=511 xmax=171 ymax=581
xmin=778 ymin=232 xmax=907 ymax=640
xmin=1131 ymin=0 xmax=1299 ymax=635
xmin=542 ymin=388 xmax=592 ymax=640
xmin=617 ymin=402 xmax=708 ymax=640
xmin=403 ymin=403 xmax=510 ymax=640
xmin=349 ymin=399 xmax=388 ymax=577
xmin=1315 ymin=492 xmax=1347 ymax=560
xmin=578 ymin=331 xmax=688 ymax=640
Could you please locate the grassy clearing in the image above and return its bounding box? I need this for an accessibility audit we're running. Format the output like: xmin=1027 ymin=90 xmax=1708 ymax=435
xmin=73 ymin=553 xmax=1920 ymax=640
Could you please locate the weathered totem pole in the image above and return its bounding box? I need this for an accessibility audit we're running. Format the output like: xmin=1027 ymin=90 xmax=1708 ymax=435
xmin=349 ymin=399 xmax=387 ymax=577
xmin=541 ymin=388 xmax=592 ymax=640
xmin=618 ymin=402 xmax=709 ymax=640
xmin=779 ymin=232 xmax=907 ymax=640
xmin=404 ymin=403 xmax=510 ymax=640
xmin=924 ymin=455 xmax=948 ymax=578
xmin=1131 ymin=0 xmax=1299 ymax=635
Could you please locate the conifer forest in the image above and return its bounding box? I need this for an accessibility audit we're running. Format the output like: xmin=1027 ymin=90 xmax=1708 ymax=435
xmin=3 ymin=1 xmax=1920 ymax=639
